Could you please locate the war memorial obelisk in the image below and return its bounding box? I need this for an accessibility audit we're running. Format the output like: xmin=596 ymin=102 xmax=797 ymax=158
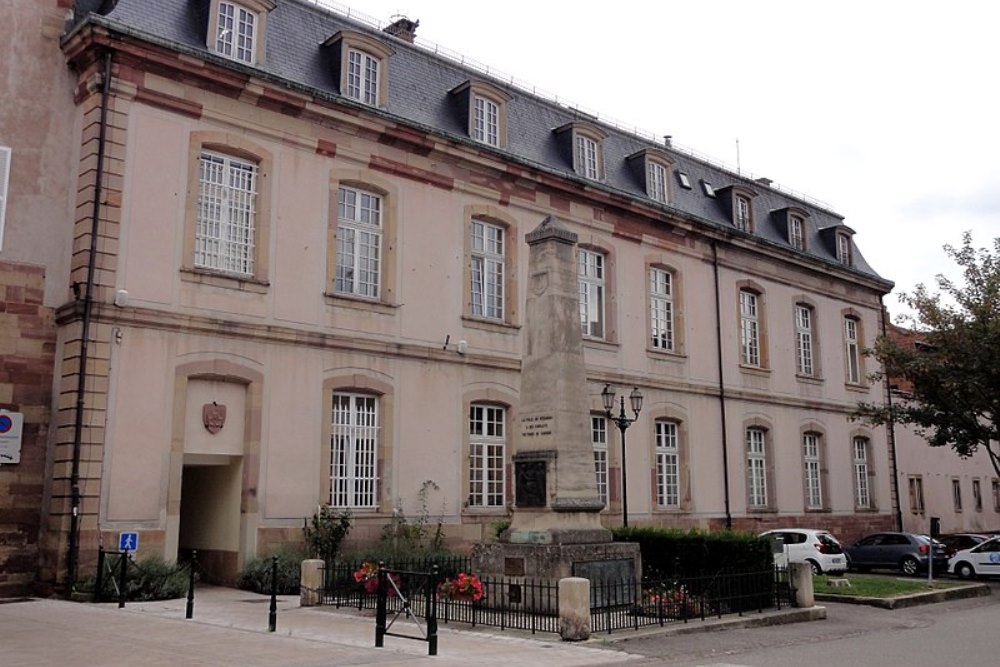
xmin=472 ymin=216 xmax=640 ymax=582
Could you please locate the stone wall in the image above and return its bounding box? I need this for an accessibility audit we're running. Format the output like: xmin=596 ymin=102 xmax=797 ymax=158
xmin=0 ymin=262 xmax=56 ymax=596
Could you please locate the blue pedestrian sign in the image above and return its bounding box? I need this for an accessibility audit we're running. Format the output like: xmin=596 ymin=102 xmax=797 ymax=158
xmin=119 ymin=532 xmax=139 ymax=552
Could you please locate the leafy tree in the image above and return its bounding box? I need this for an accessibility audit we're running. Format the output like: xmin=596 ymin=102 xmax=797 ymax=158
xmin=855 ymin=232 xmax=1000 ymax=477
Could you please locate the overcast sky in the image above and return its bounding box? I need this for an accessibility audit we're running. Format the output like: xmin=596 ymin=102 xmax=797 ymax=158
xmin=321 ymin=0 xmax=999 ymax=320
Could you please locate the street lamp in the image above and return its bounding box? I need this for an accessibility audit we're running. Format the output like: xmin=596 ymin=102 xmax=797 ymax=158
xmin=602 ymin=384 xmax=643 ymax=528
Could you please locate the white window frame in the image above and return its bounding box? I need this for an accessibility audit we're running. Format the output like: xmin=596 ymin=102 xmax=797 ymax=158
xmin=845 ymin=317 xmax=862 ymax=384
xmin=803 ymin=433 xmax=822 ymax=509
xmin=789 ymin=216 xmax=804 ymax=250
xmin=347 ymin=48 xmax=380 ymax=106
xmin=575 ymin=134 xmax=601 ymax=180
xmin=909 ymin=475 xmax=925 ymax=513
xmin=470 ymin=219 xmax=505 ymax=320
xmin=216 ymin=1 xmax=257 ymax=64
xmin=0 ymin=146 xmax=10 ymax=250
xmin=473 ymin=95 xmax=500 ymax=147
xmin=650 ymin=267 xmax=674 ymax=352
xmin=735 ymin=195 xmax=752 ymax=231
xmin=336 ymin=186 xmax=382 ymax=299
xmin=196 ymin=150 xmax=258 ymax=276
xmin=592 ymin=416 xmax=608 ymax=507
xmin=837 ymin=233 xmax=852 ymax=265
xmin=853 ymin=437 xmax=871 ymax=509
xmin=795 ymin=305 xmax=814 ymax=376
xmin=740 ymin=290 xmax=760 ymax=367
xmin=579 ymin=249 xmax=606 ymax=338
xmin=646 ymin=160 xmax=668 ymax=203
xmin=330 ymin=393 xmax=379 ymax=509
xmin=747 ymin=428 xmax=768 ymax=509
xmin=469 ymin=404 xmax=506 ymax=508
xmin=655 ymin=421 xmax=680 ymax=508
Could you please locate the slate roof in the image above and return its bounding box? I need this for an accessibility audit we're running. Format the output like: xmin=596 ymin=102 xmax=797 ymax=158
xmin=70 ymin=0 xmax=888 ymax=284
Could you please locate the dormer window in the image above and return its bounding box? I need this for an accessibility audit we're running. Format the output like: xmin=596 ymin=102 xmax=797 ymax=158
xmin=450 ymin=80 xmax=511 ymax=149
xmin=627 ymin=149 xmax=674 ymax=204
xmin=324 ymin=31 xmax=393 ymax=108
xmin=554 ymin=122 xmax=607 ymax=181
xmin=837 ymin=233 xmax=852 ymax=266
xmin=208 ymin=0 xmax=274 ymax=65
xmin=789 ymin=215 xmax=805 ymax=250
xmin=735 ymin=195 xmax=752 ymax=232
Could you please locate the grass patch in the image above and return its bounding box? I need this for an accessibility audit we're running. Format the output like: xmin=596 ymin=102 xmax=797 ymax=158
xmin=814 ymin=573 xmax=962 ymax=598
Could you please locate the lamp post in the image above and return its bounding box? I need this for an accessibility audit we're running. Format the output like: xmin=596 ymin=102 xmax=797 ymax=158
xmin=602 ymin=384 xmax=643 ymax=528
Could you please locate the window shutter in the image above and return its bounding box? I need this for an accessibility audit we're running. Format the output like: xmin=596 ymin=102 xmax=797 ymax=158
xmin=0 ymin=146 xmax=11 ymax=249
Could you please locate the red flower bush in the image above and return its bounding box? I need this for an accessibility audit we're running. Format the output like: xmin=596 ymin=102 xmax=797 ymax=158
xmin=353 ymin=561 xmax=399 ymax=595
xmin=439 ymin=572 xmax=485 ymax=602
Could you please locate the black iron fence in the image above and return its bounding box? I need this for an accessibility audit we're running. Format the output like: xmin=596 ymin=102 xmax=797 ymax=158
xmin=321 ymin=561 xmax=791 ymax=637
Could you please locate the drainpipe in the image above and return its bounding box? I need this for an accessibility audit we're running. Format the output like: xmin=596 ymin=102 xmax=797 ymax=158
xmin=879 ymin=297 xmax=903 ymax=531
xmin=68 ymin=50 xmax=113 ymax=589
xmin=711 ymin=241 xmax=733 ymax=529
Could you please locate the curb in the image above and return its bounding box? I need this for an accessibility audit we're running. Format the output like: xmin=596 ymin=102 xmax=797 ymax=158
xmin=816 ymin=582 xmax=990 ymax=609
xmin=588 ymin=606 xmax=826 ymax=644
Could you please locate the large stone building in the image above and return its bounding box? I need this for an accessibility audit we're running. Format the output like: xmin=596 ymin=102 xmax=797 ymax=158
xmin=2 ymin=0 xmax=990 ymax=592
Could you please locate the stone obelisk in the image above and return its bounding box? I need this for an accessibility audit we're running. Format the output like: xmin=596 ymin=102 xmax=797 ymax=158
xmin=472 ymin=216 xmax=639 ymax=584
xmin=506 ymin=215 xmax=609 ymax=543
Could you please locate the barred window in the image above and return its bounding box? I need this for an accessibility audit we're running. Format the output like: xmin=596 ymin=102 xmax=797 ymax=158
xmin=592 ymin=416 xmax=608 ymax=506
xmin=469 ymin=404 xmax=505 ymax=508
xmin=196 ymin=151 xmax=257 ymax=276
xmin=336 ymin=186 xmax=382 ymax=298
xmin=853 ymin=437 xmax=871 ymax=509
xmin=470 ymin=219 xmax=505 ymax=320
xmin=747 ymin=428 xmax=768 ymax=508
xmin=803 ymin=433 xmax=822 ymax=509
xmin=650 ymin=268 xmax=674 ymax=351
xmin=330 ymin=393 xmax=379 ymax=509
xmin=655 ymin=421 xmax=680 ymax=508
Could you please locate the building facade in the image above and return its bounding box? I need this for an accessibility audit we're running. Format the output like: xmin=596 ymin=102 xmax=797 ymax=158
xmin=21 ymin=0 xmax=911 ymax=587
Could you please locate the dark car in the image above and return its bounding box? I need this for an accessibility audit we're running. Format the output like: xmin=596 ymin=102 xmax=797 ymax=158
xmin=938 ymin=533 xmax=990 ymax=558
xmin=844 ymin=531 xmax=949 ymax=576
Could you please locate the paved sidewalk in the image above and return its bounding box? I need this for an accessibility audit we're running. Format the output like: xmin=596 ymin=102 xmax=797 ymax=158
xmin=1 ymin=586 xmax=821 ymax=666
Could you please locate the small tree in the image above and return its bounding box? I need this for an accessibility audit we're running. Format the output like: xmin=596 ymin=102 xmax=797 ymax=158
xmin=303 ymin=506 xmax=352 ymax=561
xmin=855 ymin=232 xmax=1000 ymax=477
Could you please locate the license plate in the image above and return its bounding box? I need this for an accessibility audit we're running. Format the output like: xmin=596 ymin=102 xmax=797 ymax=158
xmin=832 ymin=557 xmax=842 ymax=563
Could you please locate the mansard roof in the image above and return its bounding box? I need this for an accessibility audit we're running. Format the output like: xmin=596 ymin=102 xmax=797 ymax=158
xmin=69 ymin=0 xmax=888 ymax=284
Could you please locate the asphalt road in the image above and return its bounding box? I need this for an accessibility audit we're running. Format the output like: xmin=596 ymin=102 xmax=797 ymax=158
xmin=601 ymin=583 xmax=1000 ymax=666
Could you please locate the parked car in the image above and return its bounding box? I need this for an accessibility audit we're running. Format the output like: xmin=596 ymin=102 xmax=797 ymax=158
xmin=844 ymin=532 xmax=949 ymax=576
xmin=760 ymin=528 xmax=848 ymax=575
xmin=948 ymin=535 xmax=1000 ymax=579
xmin=937 ymin=533 xmax=990 ymax=558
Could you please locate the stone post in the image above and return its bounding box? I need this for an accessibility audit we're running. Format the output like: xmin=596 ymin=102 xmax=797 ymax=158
xmin=558 ymin=577 xmax=591 ymax=641
xmin=789 ymin=562 xmax=814 ymax=608
xmin=300 ymin=559 xmax=325 ymax=607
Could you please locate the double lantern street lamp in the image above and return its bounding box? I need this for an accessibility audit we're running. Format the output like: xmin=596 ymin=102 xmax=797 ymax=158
xmin=601 ymin=384 xmax=643 ymax=528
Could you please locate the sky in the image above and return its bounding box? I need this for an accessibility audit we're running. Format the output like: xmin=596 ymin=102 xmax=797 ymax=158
xmin=318 ymin=0 xmax=1000 ymax=321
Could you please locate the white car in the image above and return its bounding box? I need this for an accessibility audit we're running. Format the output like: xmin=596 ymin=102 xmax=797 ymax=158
xmin=760 ymin=528 xmax=848 ymax=575
xmin=948 ymin=535 xmax=1000 ymax=579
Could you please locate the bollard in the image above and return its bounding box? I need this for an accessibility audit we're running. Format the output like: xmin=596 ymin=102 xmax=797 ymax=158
xmin=268 ymin=555 xmax=278 ymax=632
xmin=374 ymin=562 xmax=387 ymax=647
xmin=426 ymin=564 xmax=439 ymax=656
xmin=95 ymin=549 xmax=105 ymax=603
xmin=118 ymin=551 xmax=128 ymax=609
xmin=186 ymin=550 xmax=197 ymax=620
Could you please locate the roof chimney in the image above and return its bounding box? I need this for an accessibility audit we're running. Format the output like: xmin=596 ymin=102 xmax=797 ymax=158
xmin=755 ymin=177 xmax=772 ymax=187
xmin=663 ymin=135 xmax=672 ymax=148
xmin=383 ymin=15 xmax=419 ymax=43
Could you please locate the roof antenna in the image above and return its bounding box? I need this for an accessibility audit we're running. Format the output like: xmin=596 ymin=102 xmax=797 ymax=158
xmin=736 ymin=138 xmax=741 ymax=175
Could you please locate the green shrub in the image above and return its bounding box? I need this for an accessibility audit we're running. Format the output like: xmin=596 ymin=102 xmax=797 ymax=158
xmin=236 ymin=547 xmax=304 ymax=595
xmin=613 ymin=526 xmax=772 ymax=579
xmin=80 ymin=554 xmax=192 ymax=602
xmin=303 ymin=506 xmax=352 ymax=561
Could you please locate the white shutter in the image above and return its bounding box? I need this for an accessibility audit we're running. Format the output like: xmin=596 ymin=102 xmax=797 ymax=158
xmin=0 ymin=146 xmax=10 ymax=250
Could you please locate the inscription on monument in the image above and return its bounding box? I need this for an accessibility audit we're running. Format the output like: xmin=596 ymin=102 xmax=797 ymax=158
xmin=520 ymin=414 xmax=553 ymax=439
xmin=504 ymin=557 xmax=526 ymax=577
xmin=514 ymin=460 xmax=547 ymax=507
